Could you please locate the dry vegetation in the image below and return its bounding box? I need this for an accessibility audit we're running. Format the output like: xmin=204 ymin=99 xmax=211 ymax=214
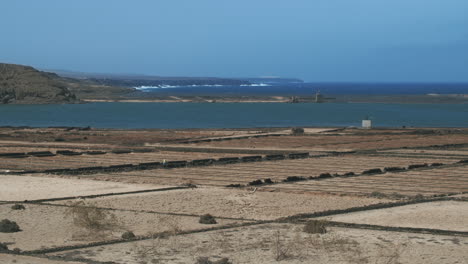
xmin=64 ymin=200 xmax=121 ymax=238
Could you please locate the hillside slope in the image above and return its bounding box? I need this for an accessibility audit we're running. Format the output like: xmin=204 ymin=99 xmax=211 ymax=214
xmin=0 ymin=63 xmax=137 ymax=103
xmin=0 ymin=63 xmax=78 ymax=104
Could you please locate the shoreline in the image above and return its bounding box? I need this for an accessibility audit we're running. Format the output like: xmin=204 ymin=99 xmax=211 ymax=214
xmin=2 ymin=94 xmax=468 ymax=105
xmin=82 ymin=99 xmax=291 ymax=103
xmin=80 ymin=94 xmax=468 ymax=104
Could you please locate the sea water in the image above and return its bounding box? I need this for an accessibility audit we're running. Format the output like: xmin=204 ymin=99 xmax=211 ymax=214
xmin=0 ymin=102 xmax=467 ymax=129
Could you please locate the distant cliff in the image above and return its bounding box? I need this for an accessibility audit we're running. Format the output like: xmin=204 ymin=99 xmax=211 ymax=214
xmin=0 ymin=63 xmax=78 ymax=104
xmin=240 ymin=77 xmax=304 ymax=84
xmin=87 ymin=77 xmax=250 ymax=88
xmin=0 ymin=63 xmax=137 ymax=103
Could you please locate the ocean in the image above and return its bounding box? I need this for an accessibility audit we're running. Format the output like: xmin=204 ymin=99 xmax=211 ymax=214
xmin=1 ymin=102 xmax=467 ymax=129
xmin=131 ymin=82 xmax=468 ymax=96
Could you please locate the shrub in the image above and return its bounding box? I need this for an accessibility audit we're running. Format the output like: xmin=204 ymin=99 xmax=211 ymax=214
xmin=122 ymin=231 xmax=136 ymax=239
xmin=195 ymin=257 xmax=231 ymax=264
xmin=0 ymin=242 xmax=8 ymax=252
xmin=458 ymin=159 xmax=468 ymax=164
xmin=54 ymin=137 xmax=65 ymax=142
xmin=226 ymin=184 xmax=243 ymax=188
xmin=196 ymin=257 xmax=211 ymax=264
xmin=216 ymin=259 xmax=232 ymax=264
xmin=430 ymin=163 xmax=444 ymax=167
xmin=370 ymin=191 xmax=407 ymax=200
xmin=283 ymin=176 xmax=305 ymax=182
xmin=411 ymin=129 xmax=437 ymax=135
xmin=384 ymin=167 xmax=406 ymax=172
xmin=248 ymin=179 xmax=263 ymax=186
xmin=318 ymin=173 xmax=332 ymax=179
xmin=0 ymin=219 xmax=21 ymax=233
xmin=389 ymin=192 xmax=407 ymax=199
xmin=343 ymin=172 xmax=355 ymax=177
xmin=303 ymin=220 xmax=327 ymax=234
xmin=369 ymin=191 xmax=387 ymax=199
xmin=272 ymin=230 xmax=291 ymax=261
xmin=291 ymin=127 xmax=304 ymax=135
xmin=64 ymin=201 xmax=119 ymax=232
xmin=362 ymin=168 xmax=383 ymax=175
xmin=199 ymin=214 xmax=217 ymax=225
xmin=183 ymin=182 xmax=197 ymax=188
xmin=11 ymin=204 xmax=25 ymax=210
xmin=263 ymin=178 xmax=273 ymax=184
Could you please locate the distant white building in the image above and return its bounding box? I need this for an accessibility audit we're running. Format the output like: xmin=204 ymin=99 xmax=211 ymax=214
xmin=362 ymin=119 xmax=372 ymax=129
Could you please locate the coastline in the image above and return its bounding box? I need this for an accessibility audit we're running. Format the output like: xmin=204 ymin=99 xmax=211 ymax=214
xmin=2 ymin=93 xmax=468 ymax=105
xmin=81 ymin=94 xmax=468 ymax=104
xmin=82 ymin=98 xmax=291 ymax=103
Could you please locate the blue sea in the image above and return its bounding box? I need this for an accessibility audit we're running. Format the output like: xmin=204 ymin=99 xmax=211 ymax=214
xmin=132 ymin=82 xmax=468 ymax=96
xmin=1 ymin=102 xmax=467 ymax=129
xmin=2 ymin=83 xmax=468 ymax=129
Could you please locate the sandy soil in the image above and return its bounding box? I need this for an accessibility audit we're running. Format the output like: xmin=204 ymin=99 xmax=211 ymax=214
xmin=187 ymin=134 xmax=468 ymax=151
xmin=0 ymin=254 xmax=83 ymax=264
xmin=0 ymin=175 xmax=164 ymax=201
xmin=1 ymin=128 xmax=467 ymax=263
xmin=379 ymin=149 xmax=468 ymax=156
xmin=0 ymin=140 xmax=110 ymax=149
xmin=326 ymin=201 xmax=468 ymax=231
xmin=264 ymin=165 xmax=468 ymax=196
xmin=0 ymin=151 xmax=259 ymax=171
xmin=59 ymin=187 xmax=391 ymax=221
xmin=452 ymin=193 xmax=468 ymax=198
xmin=0 ymin=127 xmax=270 ymax=146
xmin=48 ymin=223 xmax=468 ymax=264
xmin=0 ymin=203 xmax=244 ymax=251
xmin=73 ymin=155 xmax=458 ymax=189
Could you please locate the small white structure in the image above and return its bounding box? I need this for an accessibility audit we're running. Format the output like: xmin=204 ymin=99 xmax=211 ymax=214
xmin=362 ymin=119 xmax=372 ymax=129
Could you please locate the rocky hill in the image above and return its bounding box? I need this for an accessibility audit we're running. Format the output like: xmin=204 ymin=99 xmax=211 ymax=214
xmin=0 ymin=63 xmax=136 ymax=104
xmin=0 ymin=63 xmax=79 ymax=104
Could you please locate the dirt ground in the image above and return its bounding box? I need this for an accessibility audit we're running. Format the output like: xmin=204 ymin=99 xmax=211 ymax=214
xmin=62 ymin=154 xmax=461 ymax=188
xmin=0 ymin=175 xmax=163 ymax=201
xmin=186 ymin=133 xmax=468 ymax=151
xmin=0 ymin=151 xmax=257 ymax=171
xmin=263 ymin=164 xmax=468 ymax=196
xmin=48 ymin=223 xmax=468 ymax=264
xmin=0 ymin=203 xmax=245 ymax=251
xmin=0 ymin=254 xmax=83 ymax=264
xmin=0 ymin=127 xmax=273 ymax=146
xmin=325 ymin=201 xmax=468 ymax=231
xmin=1 ymin=127 xmax=468 ymax=263
xmin=57 ymin=187 xmax=390 ymax=220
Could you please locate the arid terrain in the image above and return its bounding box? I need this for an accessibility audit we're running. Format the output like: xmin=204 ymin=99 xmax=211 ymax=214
xmin=1 ymin=127 xmax=467 ymax=264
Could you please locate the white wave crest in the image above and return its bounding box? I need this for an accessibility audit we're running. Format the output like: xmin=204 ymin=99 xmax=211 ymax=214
xmin=135 ymin=84 xmax=226 ymax=90
xmin=135 ymin=83 xmax=271 ymax=90
xmin=240 ymin=83 xmax=271 ymax=87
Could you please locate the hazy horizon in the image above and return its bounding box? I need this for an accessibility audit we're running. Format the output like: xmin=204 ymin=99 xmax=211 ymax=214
xmin=1 ymin=0 xmax=467 ymax=82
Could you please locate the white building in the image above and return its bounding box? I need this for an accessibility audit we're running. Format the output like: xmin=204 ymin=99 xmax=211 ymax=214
xmin=362 ymin=119 xmax=372 ymax=129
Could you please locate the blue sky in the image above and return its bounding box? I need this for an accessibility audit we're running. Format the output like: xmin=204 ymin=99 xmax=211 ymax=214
xmin=1 ymin=0 xmax=467 ymax=82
